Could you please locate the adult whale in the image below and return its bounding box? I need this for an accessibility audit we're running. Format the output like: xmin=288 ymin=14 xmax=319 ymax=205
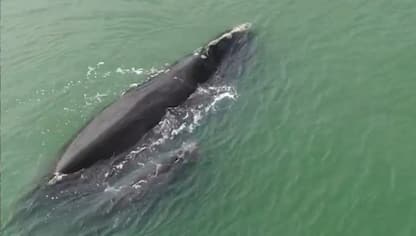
xmin=2 ymin=24 xmax=255 ymax=235
xmin=55 ymin=23 xmax=253 ymax=174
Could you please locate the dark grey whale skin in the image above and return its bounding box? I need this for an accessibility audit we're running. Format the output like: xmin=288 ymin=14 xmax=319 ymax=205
xmin=55 ymin=24 xmax=252 ymax=174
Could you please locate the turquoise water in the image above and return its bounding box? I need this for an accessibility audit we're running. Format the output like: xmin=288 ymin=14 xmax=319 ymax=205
xmin=2 ymin=0 xmax=416 ymax=235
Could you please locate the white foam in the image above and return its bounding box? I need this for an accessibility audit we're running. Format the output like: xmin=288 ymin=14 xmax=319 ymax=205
xmin=104 ymin=185 xmax=122 ymax=193
xmin=132 ymin=67 xmax=143 ymax=75
xmin=115 ymin=66 xmax=164 ymax=77
xmin=87 ymin=66 xmax=95 ymax=76
xmin=103 ymin=72 xmax=111 ymax=78
xmin=116 ymin=67 xmax=126 ymax=74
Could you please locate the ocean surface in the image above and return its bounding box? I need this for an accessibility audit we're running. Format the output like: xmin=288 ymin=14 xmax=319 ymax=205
xmin=2 ymin=0 xmax=416 ymax=235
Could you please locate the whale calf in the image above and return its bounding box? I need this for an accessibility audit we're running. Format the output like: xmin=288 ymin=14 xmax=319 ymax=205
xmin=55 ymin=23 xmax=253 ymax=174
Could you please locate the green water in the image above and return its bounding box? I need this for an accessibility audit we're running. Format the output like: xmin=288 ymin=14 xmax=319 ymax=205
xmin=2 ymin=0 xmax=416 ymax=235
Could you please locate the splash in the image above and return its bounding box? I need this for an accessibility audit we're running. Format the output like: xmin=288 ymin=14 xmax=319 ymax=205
xmin=122 ymin=84 xmax=238 ymax=160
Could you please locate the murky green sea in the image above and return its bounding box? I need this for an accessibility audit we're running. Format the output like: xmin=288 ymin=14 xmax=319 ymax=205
xmin=2 ymin=0 xmax=416 ymax=235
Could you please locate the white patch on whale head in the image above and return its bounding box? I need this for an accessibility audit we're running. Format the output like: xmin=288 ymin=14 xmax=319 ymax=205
xmin=200 ymin=23 xmax=252 ymax=57
xmin=48 ymin=172 xmax=67 ymax=185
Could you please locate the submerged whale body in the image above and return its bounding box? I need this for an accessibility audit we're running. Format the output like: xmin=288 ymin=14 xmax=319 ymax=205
xmin=55 ymin=23 xmax=253 ymax=174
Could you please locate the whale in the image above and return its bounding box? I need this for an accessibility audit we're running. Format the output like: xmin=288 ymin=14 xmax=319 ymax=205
xmin=3 ymin=24 xmax=256 ymax=236
xmin=54 ymin=23 xmax=253 ymax=174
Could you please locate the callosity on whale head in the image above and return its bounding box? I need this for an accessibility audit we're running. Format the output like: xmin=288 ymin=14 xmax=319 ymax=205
xmin=201 ymin=23 xmax=252 ymax=59
xmin=193 ymin=23 xmax=253 ymax=83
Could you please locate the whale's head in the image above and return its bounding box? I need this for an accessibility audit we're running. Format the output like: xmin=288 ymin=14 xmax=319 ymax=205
xmin=200 ymin=23 xmax=252 ymax=63
xmin=188 ymin=23 xmax=253 ymax=84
